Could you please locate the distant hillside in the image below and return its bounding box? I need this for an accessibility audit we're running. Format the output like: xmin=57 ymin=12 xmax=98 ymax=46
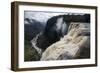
xmin=24 ymin=18 xmax=45 ymax=41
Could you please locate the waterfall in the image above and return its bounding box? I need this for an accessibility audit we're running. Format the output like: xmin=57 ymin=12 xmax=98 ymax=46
xmin=31 ymin=32 xmax=42 ymax=55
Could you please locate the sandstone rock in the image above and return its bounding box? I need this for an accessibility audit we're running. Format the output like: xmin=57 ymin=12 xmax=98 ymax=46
xmin=41 ymin=22 xmax=90 ymax=60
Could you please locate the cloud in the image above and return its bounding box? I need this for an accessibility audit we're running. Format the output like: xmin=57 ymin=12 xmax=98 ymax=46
xmin=24 ymin=11 xmax=68 ymax=23
xmin=24 ymin=11 xmax=86 ymax=23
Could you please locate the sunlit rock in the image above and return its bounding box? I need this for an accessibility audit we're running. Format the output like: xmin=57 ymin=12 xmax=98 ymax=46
xmin=41 ymin=22 xmax=90 ymax=60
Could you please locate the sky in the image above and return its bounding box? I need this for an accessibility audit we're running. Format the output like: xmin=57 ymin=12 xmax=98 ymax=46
xmin=24 ymin=11 xmax=86 ymax=24
xmin=24 ymin=11 xmax=69 ymax=23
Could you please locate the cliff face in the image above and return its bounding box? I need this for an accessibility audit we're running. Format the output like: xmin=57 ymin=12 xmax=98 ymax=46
xmin=40 ymin=22 xmax=90 ymax=60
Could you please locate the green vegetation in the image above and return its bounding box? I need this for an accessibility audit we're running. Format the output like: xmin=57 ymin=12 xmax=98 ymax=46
xmin=24 ymin=40 xmax=41 ymax=61
xmin=24 ymin=40 xmax=32 ymax=61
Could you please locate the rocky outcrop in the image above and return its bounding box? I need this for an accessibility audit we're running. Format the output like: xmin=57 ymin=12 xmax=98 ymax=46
xmin=40 ymin=22 xmax=90 ymax=60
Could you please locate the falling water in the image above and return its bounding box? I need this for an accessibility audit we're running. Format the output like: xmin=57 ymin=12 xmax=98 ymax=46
xmin=31 ymin=32 xmax=43 ymax=55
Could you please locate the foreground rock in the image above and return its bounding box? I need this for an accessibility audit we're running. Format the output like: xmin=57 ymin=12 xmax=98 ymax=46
xmin=41 ymin=23 xmax=90 ymax=60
